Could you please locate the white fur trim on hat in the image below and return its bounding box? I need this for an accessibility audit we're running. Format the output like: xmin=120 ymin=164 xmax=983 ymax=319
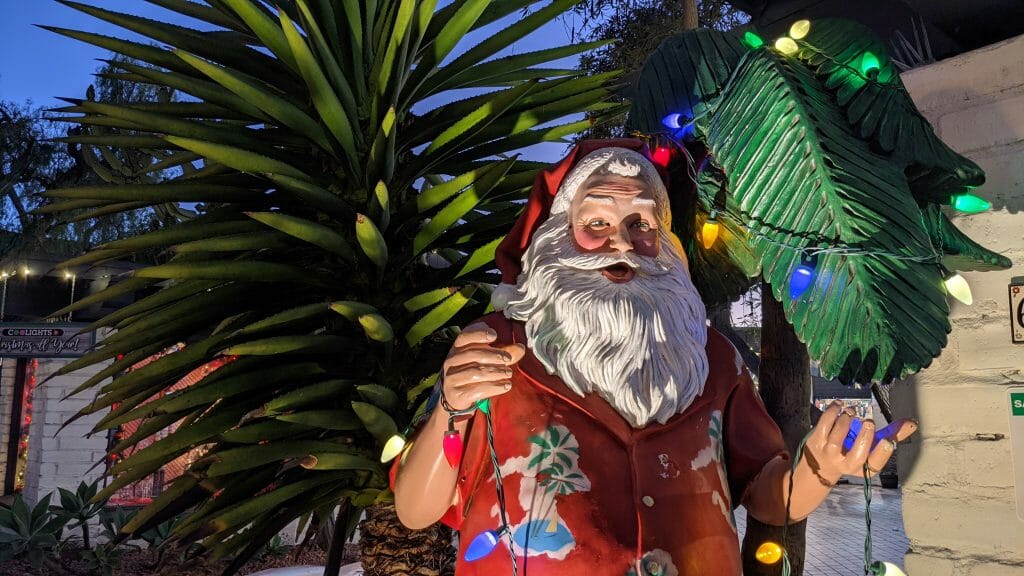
xmin=549 ymin=147 xmax=670 ymax=226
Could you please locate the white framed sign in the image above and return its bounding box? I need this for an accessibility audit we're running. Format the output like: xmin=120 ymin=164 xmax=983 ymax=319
xmin=1011 ymin=277 xmax=1024 ymax=344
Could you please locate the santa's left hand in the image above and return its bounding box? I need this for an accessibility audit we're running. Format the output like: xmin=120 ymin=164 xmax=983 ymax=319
xmin=802 ymin=400 xmax=917 ymax=486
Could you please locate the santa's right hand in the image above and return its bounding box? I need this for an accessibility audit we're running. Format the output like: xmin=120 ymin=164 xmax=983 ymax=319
xmin=442 ymin=322 xmax=526 ymax=412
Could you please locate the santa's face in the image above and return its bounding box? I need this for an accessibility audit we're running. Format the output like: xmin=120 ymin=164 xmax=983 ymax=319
xmin=502 ymin=153 xmax=709 ymax=428
xmin=570 ymin=175 xmax=661 ymax=284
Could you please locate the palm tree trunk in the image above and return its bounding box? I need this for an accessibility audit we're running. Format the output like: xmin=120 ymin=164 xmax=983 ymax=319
xmin=358 ymin=502 xmax=455 ymax=576
xmin=682 ymin=0 xmax=699 ymax=30
xmin=741 ymin=288 xmax=811 ymax=575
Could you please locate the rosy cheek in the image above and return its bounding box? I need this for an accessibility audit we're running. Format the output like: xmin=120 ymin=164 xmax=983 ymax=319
xmin=572 ymin=227 xmax=609 ymax=252
xmin=633 ymin=235 xmax=659 ymax=257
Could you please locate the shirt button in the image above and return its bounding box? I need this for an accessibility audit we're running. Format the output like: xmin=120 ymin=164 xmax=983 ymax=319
xmin=642 ymin=496 xmax=655 ymax=507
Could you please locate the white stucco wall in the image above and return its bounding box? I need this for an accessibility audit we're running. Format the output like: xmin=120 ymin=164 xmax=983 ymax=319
xmin=890 ymin=33 xmax=1024 ymax=576
xmin=23 ymin=357 xmax=110 ymax=505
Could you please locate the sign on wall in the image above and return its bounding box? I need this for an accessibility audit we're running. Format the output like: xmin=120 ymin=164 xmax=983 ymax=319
xmin=0 ymin=324 xmax=95 ymax=358
xmin=1011 ymin=387 xmax=1024 ymax=521
xmin=1011 ymin=277 xmax=1024 ymax=344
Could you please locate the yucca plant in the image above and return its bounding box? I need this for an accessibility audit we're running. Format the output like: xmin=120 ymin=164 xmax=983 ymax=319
xmin=40 ymin=0 xmax=621 ymax=572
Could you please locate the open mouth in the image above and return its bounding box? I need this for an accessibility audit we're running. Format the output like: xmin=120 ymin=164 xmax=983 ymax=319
xmin=601 ymin=263 xmax=636 ymax=283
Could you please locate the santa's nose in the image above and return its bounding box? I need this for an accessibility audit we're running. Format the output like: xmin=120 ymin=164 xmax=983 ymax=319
xmin=606 ymin=228 xmax=634 ymax=253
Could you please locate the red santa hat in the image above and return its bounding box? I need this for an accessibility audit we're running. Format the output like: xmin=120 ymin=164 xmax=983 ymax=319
xmin=492 ymin=139 xmax=672 ymax=310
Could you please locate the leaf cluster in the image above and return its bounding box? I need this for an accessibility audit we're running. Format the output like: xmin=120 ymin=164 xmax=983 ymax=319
xmin=41 ymin=0 xmax=621 ymax=568
xmin=628 ymin=20 xmax=1010 ymax=383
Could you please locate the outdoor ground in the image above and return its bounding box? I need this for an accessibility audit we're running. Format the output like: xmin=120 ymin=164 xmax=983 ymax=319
xmin=737 ymin=481 xmax=910 ymax=575
xmin=2 ymin=485 xmax=906 ymax=575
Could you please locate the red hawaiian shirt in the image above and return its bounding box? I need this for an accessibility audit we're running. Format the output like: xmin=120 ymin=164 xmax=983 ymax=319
xmin=400 ymin=313 xmax=787 ymax=576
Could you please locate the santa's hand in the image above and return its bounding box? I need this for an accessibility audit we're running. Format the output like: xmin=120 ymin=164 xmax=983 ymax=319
xmin=441 ymin=322 xmax=526 ymax=412
xmin=802 ymin=401 xmax=917 ymax=486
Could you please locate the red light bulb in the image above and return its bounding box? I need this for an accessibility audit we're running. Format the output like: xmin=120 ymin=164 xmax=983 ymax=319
xmin=652 ymin=146 xmax=672 ymax=167
xmin=442 ymin=430 xmax=463 ymax=468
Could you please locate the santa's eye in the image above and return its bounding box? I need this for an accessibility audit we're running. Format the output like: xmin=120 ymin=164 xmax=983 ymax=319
xmin=585 ymin=219 xmax=610 ymax=231
xmin=631 ymin=220 xmax=653 ymax=232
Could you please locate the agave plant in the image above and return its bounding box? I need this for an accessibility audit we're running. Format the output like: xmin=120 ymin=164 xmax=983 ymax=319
xmin=628 ymin=20 xmax=1010 ymax=384
xmin=41 ymin=0 xmax=621 ymax=571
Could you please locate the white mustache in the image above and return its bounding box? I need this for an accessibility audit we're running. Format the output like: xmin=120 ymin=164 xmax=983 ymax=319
xmin=556 ymin=252 xmax=671 ymax=276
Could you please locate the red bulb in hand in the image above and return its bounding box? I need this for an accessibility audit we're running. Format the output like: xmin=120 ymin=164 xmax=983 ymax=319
xmin=443 ymin=430 xmax=463 ymax=468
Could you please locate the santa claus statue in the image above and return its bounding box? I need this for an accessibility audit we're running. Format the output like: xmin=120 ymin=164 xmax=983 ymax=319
xmin=393 ymin=140 xmax=915 ymax=575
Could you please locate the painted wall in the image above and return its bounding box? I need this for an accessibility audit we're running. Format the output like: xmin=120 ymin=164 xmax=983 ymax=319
xmin=23 ymin=357 xmax=109 ymax=504
xmin=891 ymin=33 xmax=1024 ymax=575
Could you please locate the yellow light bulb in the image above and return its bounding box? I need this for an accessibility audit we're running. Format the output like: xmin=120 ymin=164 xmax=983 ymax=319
xmin=943 ymin=272 xmax=973 ymax=305
xmin=789 ymin=19 xmax=811 ymax=39
xmin=755 ymin=541 xmax=784 ymax=565
xmin=380 ymin=434 xmax=406 ymax=463
xmin=21 ymin=267 xmax=30 ymax=276
xmin=701 ymin=214 xmax=720 ymax=250
xmin=64 ymin=271 xmax=73 ymax=279
xmin=774 ymin=37 xmax=799 ymax=55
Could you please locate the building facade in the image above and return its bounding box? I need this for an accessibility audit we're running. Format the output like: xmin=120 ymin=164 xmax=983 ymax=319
xmin=892 ymin=33 xmax=1024 ymax=576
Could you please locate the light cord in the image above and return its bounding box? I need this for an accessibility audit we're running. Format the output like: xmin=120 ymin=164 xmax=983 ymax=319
xmin=484 ymin=408 xmax=519 ymax=575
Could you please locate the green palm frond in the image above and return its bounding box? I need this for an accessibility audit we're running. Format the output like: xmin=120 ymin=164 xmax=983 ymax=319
xmin=629 ymin=23 xmax=1010 ymax=384
xmin=42 ymin=0 xmax=619 ymax=564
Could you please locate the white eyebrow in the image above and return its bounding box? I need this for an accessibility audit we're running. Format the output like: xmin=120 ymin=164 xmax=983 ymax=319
xmin=632 ymin=197 xmax=656 ymax=206
xmin=581 ymin=195 xmax=615 ymax=205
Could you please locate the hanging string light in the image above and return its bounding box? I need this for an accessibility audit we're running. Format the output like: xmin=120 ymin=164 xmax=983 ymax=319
xmin=859 ymin=51 xmax=881 ymax=77
xmin=380 ymin=434 xmax=407 ymax=463
xmin=662 ymin=113 xmax=684 ymax=130
xmin=651 ymin=146 xmax=672 ymax=168
xmin=755 ymin=541 xmax=784 ymax=565
xmin=465 ymin=527 xmax=507 ymax=562
xmin=942 ymin=268 xmax=973 ymax=305
xmin=701 ymin=211 xmax=721 ymax=250
xmin=742 ymin=31 xmax=765 ymax=50
xmin=951 ymin=193 xmax=991 ymax=213
xmin=774 ymin=37 xmax=799 ymax=55
xmin=789 ymin=258 xmax=816 ymax=299
xmin=788 ymin=20 xmax=811 ymax=40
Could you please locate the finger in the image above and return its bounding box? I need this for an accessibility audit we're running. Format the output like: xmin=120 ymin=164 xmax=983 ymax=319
xmin=446 ymin=347 xmax=514 ymax=369
xmin=891 ymin=419 xmax=918 ymax=442
xmin=825 ymin=409 xmax=855 ymax=455
xmin=844 ymin=419 xmax=875 ymax=473
xmin=444 ymin=364 xmax=514 ymax=388
xmin=501 ymin=343 xmax=527 ymax=365
xmin=863 ymin=436 xmax=897 ymax=477
xmin=812 ymin=400 xmax=844 ymax=445
xmin=453 ymin=323 xmax=497 ymax=348
xmin=445 ymin=380 xmax=512 ymax=409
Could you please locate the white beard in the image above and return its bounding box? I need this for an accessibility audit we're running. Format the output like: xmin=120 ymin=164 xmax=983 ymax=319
xmin=502 ymin=214 xmax=710 ymax=428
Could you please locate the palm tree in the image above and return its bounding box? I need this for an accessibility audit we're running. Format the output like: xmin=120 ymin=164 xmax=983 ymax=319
xmin=628 ymin=19 xmax=1010 ymax=575
xmin=41 ymin=0 xmax=622 ymax=572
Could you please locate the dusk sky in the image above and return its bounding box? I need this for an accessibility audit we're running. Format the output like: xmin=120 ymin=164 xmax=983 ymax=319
xmin=0 ymin=1 xmax=585 ymax=109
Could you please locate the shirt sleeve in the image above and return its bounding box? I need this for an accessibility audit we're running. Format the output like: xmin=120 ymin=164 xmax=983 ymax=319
xmin=723 ymin=365 xmax=789 ymax=509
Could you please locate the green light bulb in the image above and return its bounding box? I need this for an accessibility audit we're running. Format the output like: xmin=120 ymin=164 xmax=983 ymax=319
xmin=952 ymin=193 xmax=992 ymax=213
xmin=743 ymin=31 xmax=765 ymax=50
xmin=860 ymin=51 xmax=881 ymax=77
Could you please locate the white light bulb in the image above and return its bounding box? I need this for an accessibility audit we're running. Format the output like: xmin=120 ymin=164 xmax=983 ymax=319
xmin=943 ymin=273 xmax=973 ymax=305
xmin=877 ymin=561 xmax=907 ymax=576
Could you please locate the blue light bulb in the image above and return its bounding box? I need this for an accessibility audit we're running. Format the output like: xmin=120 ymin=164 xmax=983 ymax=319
xmin=662 ymin=113 xmax=683 ymax=130
xmin=788 ymin=264 xmax=815 ymax=299
xmin=464 ymin=529 xmax=501 ymax=562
